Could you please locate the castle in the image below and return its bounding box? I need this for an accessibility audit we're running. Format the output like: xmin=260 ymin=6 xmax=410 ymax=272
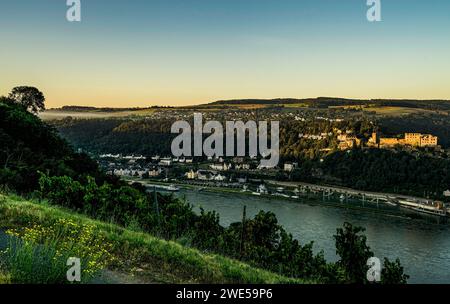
xmin=368 ymin=132 xmax=438 ymax=148
xmin=337 ymin=134 xmax=362 ymax=150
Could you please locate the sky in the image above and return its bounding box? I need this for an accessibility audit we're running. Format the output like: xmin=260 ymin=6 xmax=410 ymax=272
xmin=1 ymin=0 xmax=450 ymax=108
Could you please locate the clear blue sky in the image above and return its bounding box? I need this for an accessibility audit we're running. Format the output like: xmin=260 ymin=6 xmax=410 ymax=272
xmin=1 ymin=0 xmax=450 ymax=107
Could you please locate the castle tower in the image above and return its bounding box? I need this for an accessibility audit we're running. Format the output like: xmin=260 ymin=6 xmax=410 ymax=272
xmin=371 ymin=132 xmax=378 ymax=144
xmin=368 ymin=130 xmax=379 ymax=147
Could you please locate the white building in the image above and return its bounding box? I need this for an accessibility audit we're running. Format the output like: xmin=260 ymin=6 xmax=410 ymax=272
xmin=149 ymin=168 xmax=161 ymax=177
xmin=284 ymin=162 xmax=298 ymax=172
xmin=113 ymin=169 xmax=130 ymax=176
xmin=197 ymin=170 xmax=211 ymax=181
xmin=210 ymin=163 xmax=231 ymax=171
xmin=214 ymin=174 xmax=227 ymax=181
xmin=159 ymin=159 xmax=172 ymax=166
xmin=186 ymin=170 xmax=197 ymax=180
xmin=235 ymin=163 xmax=251 ymax=170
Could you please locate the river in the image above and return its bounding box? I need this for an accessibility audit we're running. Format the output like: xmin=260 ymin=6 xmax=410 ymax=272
xmin=172 ymin=189 xmax=450 ymax=284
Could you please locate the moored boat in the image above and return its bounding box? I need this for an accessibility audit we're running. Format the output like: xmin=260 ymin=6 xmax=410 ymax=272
xmin=397 ymin=199 xmax=447 ymax=217
xmin=167 ymin=184 xmax=180 ymax=192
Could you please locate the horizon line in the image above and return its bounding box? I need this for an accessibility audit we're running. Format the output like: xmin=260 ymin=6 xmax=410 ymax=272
xmin=44 ymin=96 xmax=450 ymax=110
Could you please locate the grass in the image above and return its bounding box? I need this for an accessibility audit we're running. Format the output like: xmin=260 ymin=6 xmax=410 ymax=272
xmin=2 ymin=238 xmax=70 ymax=284
xmin=1 ymin=216 xmax=115 ymax=284
xmin=0 ymin=193 xmax=307 ymax=284
xmin=0 ymin=275 xmax=10 ymax=284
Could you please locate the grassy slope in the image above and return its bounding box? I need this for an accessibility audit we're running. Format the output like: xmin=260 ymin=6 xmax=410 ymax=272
xmin=0 ymin=194 xmax=308 ymax=284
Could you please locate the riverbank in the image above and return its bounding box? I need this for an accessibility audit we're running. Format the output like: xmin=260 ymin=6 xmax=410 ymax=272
xmin=0 ymin=193 xmax=305 ymax=284
xmin=125 ymin=178 xmax=446 ymax=222
xmin=162 ymin=188 xmax=450 ymax=283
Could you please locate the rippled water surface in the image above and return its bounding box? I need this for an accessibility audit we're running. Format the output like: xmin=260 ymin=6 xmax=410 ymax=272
xmin=175 ymin=190 xmax=450 ymax=284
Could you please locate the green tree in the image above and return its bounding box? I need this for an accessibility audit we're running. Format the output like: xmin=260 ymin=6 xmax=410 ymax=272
xmin=381 ymin=258 xmax=409 ymax=284
xmin=38 ymin=173 xmax=84 ymax=209
xmin=334 ymin=222 xmax=374 ymax=283
xmin=192 ymin=208 xmax=225 ymax=250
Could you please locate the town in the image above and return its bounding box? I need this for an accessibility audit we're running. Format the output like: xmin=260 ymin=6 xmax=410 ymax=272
xmin=48 ymin=98 xmax=450 ymax=217
xmin=97 ymin=127 xmax=450 ymax=216
xmin=100 ymin=129 xmax=443 ymax=183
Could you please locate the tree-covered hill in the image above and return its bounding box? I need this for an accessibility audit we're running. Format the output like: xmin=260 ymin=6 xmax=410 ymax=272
xmin=0 ymin=97 xmax=107 ymax=193
xmin=53 ymin=117 xmax=175 ymax=156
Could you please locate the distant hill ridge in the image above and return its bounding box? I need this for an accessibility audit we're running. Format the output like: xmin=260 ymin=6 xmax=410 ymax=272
xmin=48 ymin=97 xmax=450 ymax=111
xmin=208 ymin=97 xmax=450 ymax=111
xmin=211 ymin=97 xmax=358 ymax=105
xmin=53 ymin=106 xmax=157 ymax=112
xmin=210 ymin=97 xmax=450 ymax=105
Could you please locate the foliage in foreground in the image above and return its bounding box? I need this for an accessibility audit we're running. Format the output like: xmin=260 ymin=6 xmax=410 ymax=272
xmin=0 ymin=271 xmax=10 ymax=284
xmin=1 ymin=218 xmax=114 ymax=284
xmin=334 ymin=223 xmax=409 ymax=284
xmin=37 ymin=173 xmax=409 ymax=284
xmin=0 ymin=195 xmax=302 ymax=284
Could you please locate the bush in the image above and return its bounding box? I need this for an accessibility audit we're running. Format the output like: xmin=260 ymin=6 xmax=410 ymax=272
xmin=1 ymin=219 xmax=115 ymax=284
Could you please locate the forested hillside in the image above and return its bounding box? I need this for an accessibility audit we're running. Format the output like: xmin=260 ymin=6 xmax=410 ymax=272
xmin=0 ymin=97 xmax=106 ymax=193
xmin=53 ymin=117 xmax=175 ymax=156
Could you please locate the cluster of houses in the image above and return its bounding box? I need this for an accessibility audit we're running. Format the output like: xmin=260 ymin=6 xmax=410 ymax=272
xmin=209 ymin=162 xmax=251 ymax=171
xmin=101 ymin=154 xmax=167 ymax=178
xmin=100 ymin=154 xmax=146 ymax=161
xmin=185 ymin=170 xmax=227 ymax=182
xmin=151 ymin=156 xmax=194 ymax=166
xmin=315 ymin=116 xmax=344 ymax=122
xmin=101 ymin=153 xmax=259 ymax=181
xmin=298 ymin=128 xmax=361 ymax=151
xmin=299 ymin=132 xmax=333 ymax=141
xmin=112 ymin=167 xmax=162 ymax=178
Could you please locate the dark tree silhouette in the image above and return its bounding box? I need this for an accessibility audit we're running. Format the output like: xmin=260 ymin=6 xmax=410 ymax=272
xmin=8 ymin=86 xmax=45 ymax=113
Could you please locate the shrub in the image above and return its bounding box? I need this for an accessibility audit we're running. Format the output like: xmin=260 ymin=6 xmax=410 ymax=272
xmin=1 ymin=219 xmax=115 ymax=284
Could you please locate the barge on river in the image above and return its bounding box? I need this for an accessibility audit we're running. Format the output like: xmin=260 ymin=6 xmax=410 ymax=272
xmin=397 ymin=199 xmax=447 ymax=217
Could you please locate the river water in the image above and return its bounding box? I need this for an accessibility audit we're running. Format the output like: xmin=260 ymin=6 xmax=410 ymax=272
xmin=173 ymin=189 xmax=450 ymax=284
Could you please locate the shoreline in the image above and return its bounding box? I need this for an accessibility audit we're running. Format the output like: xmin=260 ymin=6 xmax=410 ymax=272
xmin=124 ymin=178 xmax=448 ymax=223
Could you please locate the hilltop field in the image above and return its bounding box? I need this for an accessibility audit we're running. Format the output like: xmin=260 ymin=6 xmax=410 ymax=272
xmin=40 ymin=98 xmax=450 ymax=120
